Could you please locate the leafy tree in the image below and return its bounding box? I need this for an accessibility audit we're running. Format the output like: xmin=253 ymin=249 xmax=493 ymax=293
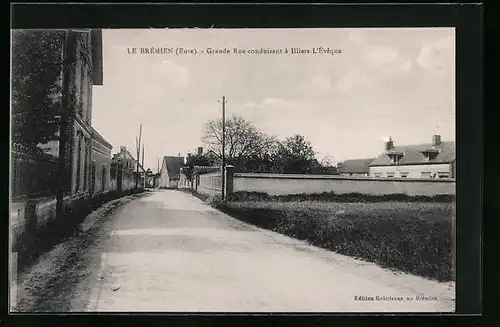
xmin=320 ymin=155 xmax=334 ymax=167
xmin=272 ymin=134 xmax=318 ymax=173
xmin=202 ymin=115 xmax=276 ymax=170
xmin=12 ymin=30 xmax=66 ymax=149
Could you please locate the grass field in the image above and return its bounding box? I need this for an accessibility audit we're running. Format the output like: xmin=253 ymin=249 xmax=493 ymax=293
xmin=219 ymin=199 xmax=455 ymax=282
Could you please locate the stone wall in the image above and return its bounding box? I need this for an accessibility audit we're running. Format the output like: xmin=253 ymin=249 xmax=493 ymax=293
xmin=10 ymin=193 xmax=82 ymax=251
xmin=10 ymin=197 xmax=27 ymax=251
xmin=121 ymin=169 xmax=136 ymax=192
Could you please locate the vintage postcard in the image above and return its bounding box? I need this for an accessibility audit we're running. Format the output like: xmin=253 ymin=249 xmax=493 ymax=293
xmin=10 ymin=27 xmax=456 ymax=313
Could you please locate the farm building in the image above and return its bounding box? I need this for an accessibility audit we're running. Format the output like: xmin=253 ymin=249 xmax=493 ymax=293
xmin=337 ymin=158 xmax=374 ymax=177
xmin=158 ymin=156 xmax=185 ymax=188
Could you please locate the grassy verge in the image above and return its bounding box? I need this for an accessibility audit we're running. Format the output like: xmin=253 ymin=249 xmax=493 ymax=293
xmin=219 ymin=200 xmax=455 ymax=282
xmin=179 ymin=188 xmax=210 ymax=201
xmin=182 ymin=189 xmax=455 ymax=282
xmin=15 ymin=188 xmax=146 ymax=275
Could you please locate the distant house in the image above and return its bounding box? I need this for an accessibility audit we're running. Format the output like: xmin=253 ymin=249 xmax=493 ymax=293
xmin=337 ymin=158 xmax=374 ymax=177
xmin=185 ymin=147 xmax=220 ymax=167
xmin=200 ymin=148 xmax=220 ymax=166
xmin=112 ymin=146 xmax=145 ymax=173
xmin=144 ymin=168 xmax=160 ymax=188
xmin=158 ymin=156 xmax=185 ymax=188
xmin=111 ymin=146 xmax=146 ymax=189
xmin=369 ymin=135 xmax=456 ymax=179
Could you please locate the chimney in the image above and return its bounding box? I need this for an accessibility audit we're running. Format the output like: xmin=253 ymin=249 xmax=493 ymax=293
xmin=432 ymin=135 xmax=441 ymax=147
xmin=385 ymin=137 xmax=394 ymax=151
xmin=197 ymin=147 xmax=203 ymax=155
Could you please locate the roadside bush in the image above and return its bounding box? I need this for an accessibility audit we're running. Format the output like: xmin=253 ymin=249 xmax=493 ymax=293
xmin=227 ymin=191 xmax=455 ymax=203
xmin=205 ymin=194 xmax=228 ymax=209
xmin=226 ymin=191 xmax=272 ymax=202
xmin=178 ymin=188 xmax=209 ymax=202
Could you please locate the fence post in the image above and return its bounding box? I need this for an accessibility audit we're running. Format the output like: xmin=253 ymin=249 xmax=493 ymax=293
xmin=24 ymin=199 xmax=38 ymax=250
xmin=225 ymin=165 xmax=234 ymax=197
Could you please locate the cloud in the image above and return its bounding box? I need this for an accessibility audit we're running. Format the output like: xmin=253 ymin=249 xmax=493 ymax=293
xmin=242 ymin=101 xmax=256 ymax=108
xmin=334 ymin=70 xmax=375 ymax=93
xmin=400 ymin=60 xmax=412 ymax=72
xmin=416 ymin=35 xmax=454 ymax=72
xmin=160 ymin=60 xmax=190 ymax=89
xmin=302 ymin=74 xmax=332 ymax=95
xmin=362 ymin=45 xmax=399 ymax=66
xmin=260 ymin=98 xmax=301 ymax=108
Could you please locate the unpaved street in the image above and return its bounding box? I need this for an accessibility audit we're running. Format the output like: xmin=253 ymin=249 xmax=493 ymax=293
xmin=13 ymin=190 xmax=455 ymax=312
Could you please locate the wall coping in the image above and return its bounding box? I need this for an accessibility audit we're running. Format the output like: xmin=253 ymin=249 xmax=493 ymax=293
xmin=198 ymin=185 xmax=221 ymax=192
xmin=199 ymin=172 xmax=222 ymax=177
xmin=233 ymin=173 xmax=455 ymax=183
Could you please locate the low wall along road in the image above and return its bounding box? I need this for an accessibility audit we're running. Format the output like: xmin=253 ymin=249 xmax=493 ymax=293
xmin=191 ymin=168 xmax=455 ymax=197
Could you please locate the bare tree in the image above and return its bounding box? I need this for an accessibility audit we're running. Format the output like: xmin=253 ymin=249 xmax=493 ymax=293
xmin=202 ymin=115 xmax=276 ymax=166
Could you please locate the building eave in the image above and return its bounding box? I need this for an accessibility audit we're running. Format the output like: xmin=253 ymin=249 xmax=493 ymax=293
xmin=91 ymin=127 xmax=113 ymax=149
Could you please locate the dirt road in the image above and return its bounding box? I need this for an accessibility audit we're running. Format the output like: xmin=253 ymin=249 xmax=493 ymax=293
xmin=12 ymin=190 xmax=455 ymax=312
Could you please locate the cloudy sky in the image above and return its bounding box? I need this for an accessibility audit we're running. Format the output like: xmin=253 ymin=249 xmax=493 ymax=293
xmin=92 ymin=28 xmax=455 ymax=170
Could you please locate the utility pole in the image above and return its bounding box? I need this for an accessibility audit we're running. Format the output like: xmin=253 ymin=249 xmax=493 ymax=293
xmin=141 ymin=143 xmax=145 ymax=188
xmin=141 ymin=144 xmax=145 ymax=170
xmin=157 ymin=157 xmax=159 ymax=174
xmin=220 ymin=96 xmax=227 ymax=199
xmin=135 ymin=124 xmax=142 ymax=189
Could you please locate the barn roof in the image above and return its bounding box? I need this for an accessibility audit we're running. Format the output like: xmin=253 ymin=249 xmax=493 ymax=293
xmin=163 ymin=156 xmax=184 ymax=180
xmin=337 ymin=158 xmax=374 ymax=174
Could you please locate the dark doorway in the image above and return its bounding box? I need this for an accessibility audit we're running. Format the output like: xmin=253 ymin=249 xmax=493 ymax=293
xmin=101 ymin=166 xmax=106 ymax=192
xmin=117 ymin=166 xmax=123 ymax=193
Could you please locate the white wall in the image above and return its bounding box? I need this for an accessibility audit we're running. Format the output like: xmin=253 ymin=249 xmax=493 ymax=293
xmin=158 ymin=163 xmax=170 ymax=187
xmin=232 ymin=173 xmax=455 ymax=196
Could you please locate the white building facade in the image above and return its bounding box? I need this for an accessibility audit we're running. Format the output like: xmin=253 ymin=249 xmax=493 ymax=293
xmin=368 ymin=135 xmax=456 ymax=179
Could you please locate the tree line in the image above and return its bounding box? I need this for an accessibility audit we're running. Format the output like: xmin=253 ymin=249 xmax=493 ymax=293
xmin=182 ymin=115 xmax=336 ymax=180
xmin=12 ymin=30 xmax=66 ymax=152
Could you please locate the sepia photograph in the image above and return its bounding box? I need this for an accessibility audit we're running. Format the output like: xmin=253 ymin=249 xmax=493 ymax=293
xmin=10 ymin=27 xmax=456 ymax=313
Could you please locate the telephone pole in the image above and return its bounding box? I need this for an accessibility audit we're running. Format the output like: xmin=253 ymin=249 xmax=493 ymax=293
xmin=135 ymin=124 xmax=142 ymax=189
xmin=220 ymin=96 xmax=227 ymax=199
xmin=141 ymin=144 xmax=145 ymax=188
xmin=141 ymin=144 xmax=145 ymax=170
